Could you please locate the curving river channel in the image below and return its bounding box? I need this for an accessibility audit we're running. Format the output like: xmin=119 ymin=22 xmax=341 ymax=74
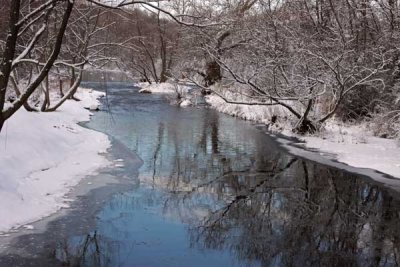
xmin=1 ymin=82 xmax=400 ymax=266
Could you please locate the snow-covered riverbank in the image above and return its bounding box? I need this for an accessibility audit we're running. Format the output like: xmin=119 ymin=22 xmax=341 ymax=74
xmin=281 ymin=124 xmax=400 ymax=179
xmin=205 ymin=93 xmax=400 ymax=179
xmin=0 ymin=88 xmax=110 ymax=233
xmin=138 ymin=82 xmax=195 ymax=107
xmin=137 ymin=82 xmax=400 ymax=179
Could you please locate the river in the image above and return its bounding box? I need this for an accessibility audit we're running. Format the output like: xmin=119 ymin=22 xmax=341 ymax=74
xmin=1 ymin=82 xmax=400 ymax=266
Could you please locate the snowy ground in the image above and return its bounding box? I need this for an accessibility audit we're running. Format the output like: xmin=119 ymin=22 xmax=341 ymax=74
xmin=286 ymin=124 xmax=400 ymax=179
xmin=138 ymin=82 xmax=178 ymax=94
xmin=0 ymin=88 xmax=110 ymax=233
xmin=135 ymin=82 xmax=400 ymax=179
xmin=205 ymin=91 xmax=295 ymax=130
xmin=138 ymin=82 xmax=197 ymax=107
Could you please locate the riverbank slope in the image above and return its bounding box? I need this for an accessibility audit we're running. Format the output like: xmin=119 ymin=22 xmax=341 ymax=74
xmin=0 ymin=88 xmax=110 ymax=233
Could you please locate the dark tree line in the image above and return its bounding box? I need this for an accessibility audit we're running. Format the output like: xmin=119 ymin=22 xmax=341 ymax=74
xmin=0 ymin=0 xmax=180 ymax=132
xmin=1 ymin=0 xmax=400 ymax=135
xmin=171 ymin=0 xmax=400 ymax=134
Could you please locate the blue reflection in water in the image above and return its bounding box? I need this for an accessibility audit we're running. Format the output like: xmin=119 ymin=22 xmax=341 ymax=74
xmin=60 ymin=83 xmax=266 ymax=266
xmin=2 ymin=83 xmax=400 ymax=266
xmin=66 ymin=188 xmax=239 ymax=267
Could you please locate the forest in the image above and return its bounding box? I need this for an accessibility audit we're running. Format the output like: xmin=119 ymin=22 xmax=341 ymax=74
xmin=2 ymin=1 xmax=400 ymax=265
xmin=1 ymin=0 xmax=400 ymax=135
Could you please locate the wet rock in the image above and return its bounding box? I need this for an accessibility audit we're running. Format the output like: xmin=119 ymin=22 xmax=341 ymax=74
xmin=139 ymin=88 xmax=152 ymax=94
xmin=84 ymin=104 xmax=99 ymax=111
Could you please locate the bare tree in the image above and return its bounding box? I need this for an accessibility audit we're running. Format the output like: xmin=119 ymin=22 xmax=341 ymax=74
xmin=0 ymin=0 xmax=74 ymax=131
xmin=178 ymin=0 xmax=398 ymax=133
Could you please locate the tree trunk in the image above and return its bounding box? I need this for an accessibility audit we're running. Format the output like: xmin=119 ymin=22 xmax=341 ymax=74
xmin=204 ymin=61 xmax=222 ymax=87
xmin=40 ymin=73 xmax=50 ymax=112
xmin=1 ymin=0 xmax=74 ymax=129
xmin=10 ymin=75 xmax=38 ymax=112
xmin=57 ymin=67 xmax=64 ymax=97
xmin=45 ymin=69 xmax=82 ymax=112
xmin=294 ymin=119 xmax=317 ymax=134
xmin=0 ymin=0 xmax=21 ymax=132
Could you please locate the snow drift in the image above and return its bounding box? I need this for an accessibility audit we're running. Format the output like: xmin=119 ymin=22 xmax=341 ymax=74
xmin=0 ymin=88 xmax=110 ymax=233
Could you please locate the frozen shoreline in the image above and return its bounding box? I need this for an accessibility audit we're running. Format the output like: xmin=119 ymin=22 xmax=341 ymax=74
xmin=0 ymin=88 xmax=110 ymax=233
xmin=137 ymin=82 xmax=400 ymax=180
xmin=205 ymin=93 xmax=400 ymax=180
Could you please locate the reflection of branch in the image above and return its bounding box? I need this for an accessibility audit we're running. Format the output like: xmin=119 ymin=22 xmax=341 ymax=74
xmin=56 ymin=230 xmax=103 ymax=266
xmin=313 ymin=170 xmax=341 ymax=251
xmin=152 ymin=123 xmax=164 ymax=186
xmin=170 ymin=156 xmax=283 ymax=200
xmin=190 ymin=170 xmax=276 ymax=193
xmin=199 ymin=158 xmax=298 ymax=231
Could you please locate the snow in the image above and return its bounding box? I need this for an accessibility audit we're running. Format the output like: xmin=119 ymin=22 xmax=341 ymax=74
xmin=179 ymin=99 xmax=192 ymax=107
xmin=138 ymin=83 xmax=177 ymax=94
xmin=205 ymin=91 xmax=400 ymax=180
xmin=88 ymin=104 xmax=100 ymax=111
xmin=23 ymin=225 xmax=34 ymax=230
xmin=138 ymin=82 xmax=196 ymax=108
xmin=137 ymin=82 xmax=191 ymax=95
xmin=294 ymin=123 xmax=400 ymax=179
xmin=205 ymin=92 xmax=295 ymax=127
xmin=0 ymin=88 xmax=110 ymax=233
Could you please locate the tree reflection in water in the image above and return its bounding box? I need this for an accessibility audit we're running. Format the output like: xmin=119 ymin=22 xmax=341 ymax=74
xmin=55 ymin=231 xmax=104 ymax=266
xmin=147 ymin=110 xmax=400 ymax=266
xmin=183 ymin=158 xmax=400 ymax=267
xmin=47 ymin=89 xmax=400 ymax=267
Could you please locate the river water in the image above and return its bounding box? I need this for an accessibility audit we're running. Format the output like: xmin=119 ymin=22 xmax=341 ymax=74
xmin=1 ymin=82 xmax=400 ymax=266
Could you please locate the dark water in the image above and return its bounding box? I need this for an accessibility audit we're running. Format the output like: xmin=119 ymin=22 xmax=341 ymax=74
xmin=2 ymin=83 xmax=400 ymax=267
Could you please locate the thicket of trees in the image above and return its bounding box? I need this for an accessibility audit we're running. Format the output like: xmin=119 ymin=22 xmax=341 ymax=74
xmin=171 ymin=0 xmax=400 ymax=134
xmin=1 ymin=0 xmax=400 ymax=135
xmin=0 ymin=0 xmax=107 ymax=131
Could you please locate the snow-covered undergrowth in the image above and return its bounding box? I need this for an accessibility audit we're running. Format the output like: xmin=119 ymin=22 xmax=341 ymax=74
xmin=205 ymin=87 xmax=400 ymax=179
xmin=205 ymin=91 xmax=296 ymax=131
xmin=138 ymin=82 xmax=196 ymax=107
xmin=0 ymin=88 xmax=110 ymax=233
xmin=138 ymin=82 xmax=178 ymax=94
xmin=371 ymin=111 xmax=400 ymax=139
